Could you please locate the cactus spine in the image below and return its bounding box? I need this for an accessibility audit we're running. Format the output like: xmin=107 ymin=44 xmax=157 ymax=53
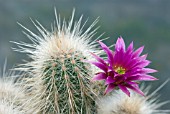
xmin=97 ymin=82 xmax=170 ymax=114
xmin=14 ymin=10 xmax=102 ymax=114
xmin=0 ymin=63 xmax=24 ymax=114
xmin=41 ymin=50 xmax=95 ymax=114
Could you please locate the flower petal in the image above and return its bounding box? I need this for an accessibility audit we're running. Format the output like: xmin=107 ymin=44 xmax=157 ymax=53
xmin=140 ymin=54 xmax=148 ymax=60
xmin=114 ymin=74 xmax=126 ymax=81
xmin=122 ymin=42 xmax=133 ymax=66
xmin=127 ymin=68 xmax=157 ymax=76
xmin=89 ymin=52 xmax=106 ymax=65
xmin=86 ymin=61 xmax=108 ymax=72
xmin=92 ymin=72 xmax=107 ymax=81
xmin=98 ymin=41 xmax=114 ymax=64
xmin=138 ymin=68 xmax=158 ymax=74
xmin=126 ymin=41 xmax=133 ymax=53
xmin=132 ymin=46 xmax=144 ymax=58
xmin=115 ymin=37 xmax=125 ymax=51
xmin=126 ymin=81 xmax=138 ymax=87
xmin=133 ymin=60 xmax=151 ymax=68
xmin=118 ymin=85 xmax=130 ymax=97
xmin=127 ymin=75 xmax=158 ymax=81
xmin=125 ymin=84 xmax=145 ymax=96
xmin=115 ymin=47 xmax=125 ymax=65
xmin=105 ymin=76 xmax=115 ymax=85
xmin=104 ymin=84 xmax=115 ymax=94
xmin=125 ymin=57 xmax=141 ymax=70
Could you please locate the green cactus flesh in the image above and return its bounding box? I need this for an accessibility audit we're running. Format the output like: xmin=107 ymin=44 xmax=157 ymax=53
xmin=41 ymin=51 xmax=96 ymax=114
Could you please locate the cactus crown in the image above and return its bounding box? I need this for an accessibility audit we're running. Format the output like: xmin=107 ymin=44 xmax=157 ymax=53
xmin=13 ymin=9 xmax=103 ymax=114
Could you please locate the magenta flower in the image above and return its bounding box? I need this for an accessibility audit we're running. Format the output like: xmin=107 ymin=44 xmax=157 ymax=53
xmin=89 ymin=37 xmax=158 ymax=96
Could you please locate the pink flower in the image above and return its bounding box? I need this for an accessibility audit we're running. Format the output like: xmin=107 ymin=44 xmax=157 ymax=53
xmin=89 ymin=37 xmax=158 ymax=96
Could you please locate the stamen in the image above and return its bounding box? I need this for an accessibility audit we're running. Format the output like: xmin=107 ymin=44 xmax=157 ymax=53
xmin=115 ymin=66 xmax=126 ymax=74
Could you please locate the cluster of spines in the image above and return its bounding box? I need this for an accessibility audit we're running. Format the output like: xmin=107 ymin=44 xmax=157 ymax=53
xmin=96 ymin=81 xmax=170 ymax=114
xmin=0 ymin=63 xmax=24 ymax=114
xmin=39 ymin=51 xmax=96 ymax=114
xmin=12 ymin=9 xmax=102 ymax=114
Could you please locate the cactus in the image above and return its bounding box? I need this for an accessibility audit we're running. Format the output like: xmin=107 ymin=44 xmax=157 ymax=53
xmin=41 ymin=51 xmax=95 ymax=113
xmin=96 ymin=81 xmax=170 ymax=114
xmin=0 ymin=62 xmax=24 ymax=114
xmin=0 ymin=99 xmax=23 ymax=114
xmin=13 ymin=9 xmax=103 ymax=114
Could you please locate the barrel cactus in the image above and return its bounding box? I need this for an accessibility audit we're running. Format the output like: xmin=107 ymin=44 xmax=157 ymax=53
xmin=0 ymin=63 xmax=24 ymax=114
xmin=13 ymin=10 xmax=103 ymax=114
xmin=97 ymin=81 xmax=170 ymax=114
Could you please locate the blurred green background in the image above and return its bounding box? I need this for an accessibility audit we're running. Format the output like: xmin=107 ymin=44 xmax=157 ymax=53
xmin=0 ymin=0 xmax=170 ymax=109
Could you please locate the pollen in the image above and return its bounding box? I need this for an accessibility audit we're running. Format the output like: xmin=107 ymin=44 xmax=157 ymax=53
xmin=115 ymin=66 xmax=126 ymax=74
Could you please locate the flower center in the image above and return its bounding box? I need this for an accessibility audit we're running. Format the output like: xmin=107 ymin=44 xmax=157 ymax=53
xmin=115 ymin=66 xmax=126 ymax=74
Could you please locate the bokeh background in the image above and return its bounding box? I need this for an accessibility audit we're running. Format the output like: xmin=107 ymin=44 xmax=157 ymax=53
xmin=0 ymin=0 xmax=170 ymax=109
